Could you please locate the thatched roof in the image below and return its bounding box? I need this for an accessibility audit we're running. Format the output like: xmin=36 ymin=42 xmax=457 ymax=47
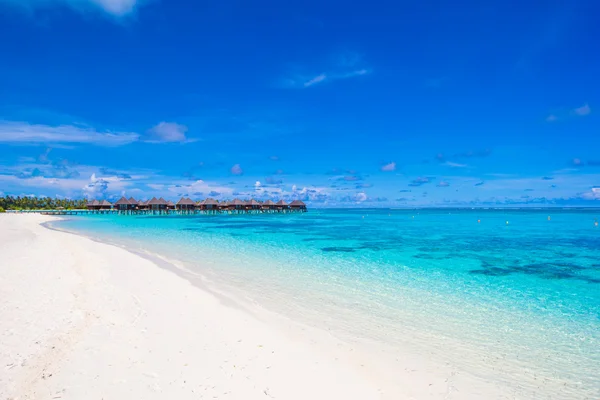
xmin=98 ymin=200 xmax=112 ymax=206
xmin=203 ymin=198 xmax=219 ymax=206
xmin=114 ymin=196 xmax=130 ymax=205
xmin=262 ymin=200 xmax=275 ymax=206
xmin=166 ymin=200 xmax=175 ymax=207
xmin=230 ymin=198 xmax=244 ymax=206
xmin=147 ymin=197 xmax=167 ymax=205
xmin=275 ymin=200 xmax=288 ymax=206
xmin=289 ymin=200 xmax=306 ymax=206
xmin=247 ymin=199 xmax=261 ymax=206
xmin=177 ymin=197 xmax=196 ymax=205
xmin=128 ymin=197 xmax=138 ymax=204
xmin=87 ymin=199 xmax=100 ymax=206
xmin=219 ymin=201 xmax=229 ymax=206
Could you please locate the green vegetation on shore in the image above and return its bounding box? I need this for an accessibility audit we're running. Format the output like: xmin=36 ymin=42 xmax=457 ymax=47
xmin=0 ymin=196 xmax=87 ymax=211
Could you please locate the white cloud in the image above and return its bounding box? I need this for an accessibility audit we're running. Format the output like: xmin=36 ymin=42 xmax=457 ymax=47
xmin=283 ymin=52 xmax=371 ymax=89
xmin=145 ymin=122 xmax=189 ymax=143
xmin=83 ymin=173 xmax=109 ymax=199
xmin=573 ymin=103 xmax=591 ymax=116
xmin=287 ymin=185 xmax=330 ymax=202
xmin=381 ymin=162 xmax=396 ymax=172
xmin=355 ymin=192 xmax=367 ymax=202
xmin=295 ymin=70 xmax=370 ymax=88
xmin=304 ymin=74 xmax=327 ymax=87
xmin=444 ymin=161 xmax=468 ymax=168
xmin=546 ymin=103 xmax=591 ymax=122
xmin=572 ymin=158 xmax=584 ymax=166
xmin=0 ymin=121 xmax=139 ymax=146
xmin=146 ymin=179 xmax=234 ymax=199
xmin=92 ymin=0 xmax=139 ymax=15
xmin=1 ymin=0 xmax=145 ymax=16
xmin=231 ymin=164 xmax=243 ymax=175
xmin=581 ymin=187 xmax=600 ymax=200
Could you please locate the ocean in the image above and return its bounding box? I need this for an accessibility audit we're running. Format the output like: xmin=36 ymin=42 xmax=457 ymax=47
xmin=54 ymin=208 xmax=600 ymax=398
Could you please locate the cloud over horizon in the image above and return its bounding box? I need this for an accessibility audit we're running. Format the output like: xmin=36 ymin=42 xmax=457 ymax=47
xmin=0 ymin=121 xmax=139 ymax=146
xmin=0 ymin=0 xmax=147 ymax=16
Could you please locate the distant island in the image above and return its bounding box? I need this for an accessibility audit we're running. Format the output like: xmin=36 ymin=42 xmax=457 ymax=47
xmin=0 ymin=195 xmax=307 ymax=214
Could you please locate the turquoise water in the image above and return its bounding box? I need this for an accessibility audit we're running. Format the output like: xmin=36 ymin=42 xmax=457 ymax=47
xmin=55 ymin=209 xmax=600 ymax=397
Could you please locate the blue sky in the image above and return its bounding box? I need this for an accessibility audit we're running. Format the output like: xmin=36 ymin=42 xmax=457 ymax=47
xmin=0 ymin=0 xmax=599 ymax=206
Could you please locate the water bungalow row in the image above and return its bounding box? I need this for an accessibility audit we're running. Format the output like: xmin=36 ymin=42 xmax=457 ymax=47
xmin=85 ymin=197 xmax=307 ymax=214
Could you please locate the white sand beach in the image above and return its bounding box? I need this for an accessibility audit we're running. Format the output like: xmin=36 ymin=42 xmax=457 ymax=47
xmin=1 ymin=214 xmax=517 ymax=400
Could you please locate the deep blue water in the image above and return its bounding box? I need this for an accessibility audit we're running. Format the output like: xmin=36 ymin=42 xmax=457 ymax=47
xmin=55 ymin=208 xmax=600 ymax=397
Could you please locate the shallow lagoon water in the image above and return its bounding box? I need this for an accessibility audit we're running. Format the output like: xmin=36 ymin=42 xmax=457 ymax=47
xmin=56 ymin=208 xmax=600 ymax=398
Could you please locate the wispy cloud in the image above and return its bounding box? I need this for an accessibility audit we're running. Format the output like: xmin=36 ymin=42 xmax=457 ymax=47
xmin=571 ymin=158 xmax=584 ymax=166
xmin=0 ymin=120 xmax=193 ymax=146
xmin=1 ymin=0 xmax=147 ymax=17
xmin=408 ymin=176 xmax=433 ymax=187
xmin=573 ymin=103 xmax=591 ymax=116
xmin=293 ymin=69 xmax=369 ymax=88
xmin=580 ymin=187 xmax=600 ymax=200
xmin=381 ymin=162 xmax=396 ymax=172
xmin=230 ymin=164 xmax=243 ymax=175
xmin=0 ymin=120 xmax=139 ymax=146
xmin=282 ymin=51 xmax=371 ymax=89
xmin=546 ymin=103 xmax=591 ymax=122
xmin=303 ymin=74 xmax=327 ymax=88
xmin=443 ymin=161 xmax=468 ymax=168
xmin=145 ymin=122 xmax=190 ymax=143
xmin=265 ymin=176 xmax=283 ymax=185
xmin=435 ymin=149 xmax=491 ymax=162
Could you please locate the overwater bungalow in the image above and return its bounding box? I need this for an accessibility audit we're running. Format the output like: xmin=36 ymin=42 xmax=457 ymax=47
xmin=86 ymin=199 xmax=100 ymax=210
xmin=147 ymin=197 xmax=168 ymax=211
xmin=114 ymin=196 xmax=132 ymax=211
xmin=245 ymin=199 xmax=261 ymax=211
xmin=230 ymin=198 xmax=244 ymax=210
xmin=79 ymin=196 xmax=306 ymax=215
xmin=128 ymin=197 xmax=139 ymax=209
xmin=202 ymin=198 xmax=219 ymax=211
xmin=98 ymin=200 xmax=113 ymax=210
xmin=176 ymin=197 xmax=196 ymax=210
xmin=275 ymin=200 xmax=289 ymax=212
xmin=261 ymin=199 xmax=275 ymax=211
xmin=289 ymin=200 xmax=307 ymax=212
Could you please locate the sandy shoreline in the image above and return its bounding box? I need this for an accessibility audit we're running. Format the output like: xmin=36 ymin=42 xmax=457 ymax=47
xmin=0 ymin=213 xmax=525 ymax=399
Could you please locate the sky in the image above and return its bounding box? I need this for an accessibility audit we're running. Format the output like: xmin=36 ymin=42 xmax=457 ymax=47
xmin=0 ymin=0 xmax=599 ymax=207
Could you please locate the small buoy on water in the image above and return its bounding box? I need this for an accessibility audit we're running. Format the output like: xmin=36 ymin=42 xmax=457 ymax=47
xmin=506 ymin=220 xmax=509 ymax=225
xmin=548 ymin=216 xmax=551 ymax=221
xmin=595 ymin=220 xmax=598 ymax=227
xmin=477 ymin=219 xmax=481 ymax=223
